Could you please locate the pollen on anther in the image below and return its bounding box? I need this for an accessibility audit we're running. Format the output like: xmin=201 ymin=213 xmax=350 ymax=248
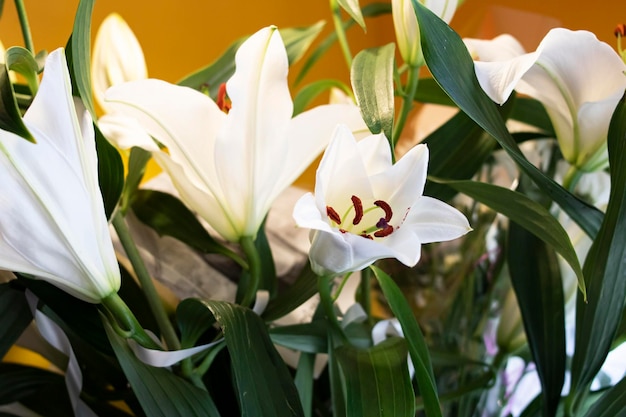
xmin=351 ymin=195 xmax=364 ymax=225
xmin=327 ymin=206 xmax=342 ymax=225
xmin=374 ymin=200 xmax=393 ymax=221
xmin=374 ymin=225 xmax=394 ymax=238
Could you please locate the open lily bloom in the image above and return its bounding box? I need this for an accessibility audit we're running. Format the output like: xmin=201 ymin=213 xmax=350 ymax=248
xmin=92 ymin=13 xmax=147 ymax=112
xmin=293 ymin=125 xmax=471 ymax=276
xmin=392 ymin=0 xmax=458 ymax=66
xmin=104 ymin=26 xmax=366 ymax=242
xmin=0 ymin=49 xmax=120 ymax=303
xmin=465 ymin=28 xmax=626 ymax=171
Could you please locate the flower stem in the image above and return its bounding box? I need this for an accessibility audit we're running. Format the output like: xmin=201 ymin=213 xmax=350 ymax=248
xmin=392 ymin=64 xmax=421 ymax=154
xmin=239 ymin=236 xmax=261 ymax=307
xmin=101 ymin=292 xmax=161 ymax=350
xmin=318 ymin=275 xmax=349 ymax=344
xmin=329 ymin=0 xmax=353 ymax=70
xmin=112 ymin=212 xmax=181 ymax=351
xmin=14 ymin=0 xmax=35 ymax=53
xmin=562 ymin=164 xmax=583 ymax=192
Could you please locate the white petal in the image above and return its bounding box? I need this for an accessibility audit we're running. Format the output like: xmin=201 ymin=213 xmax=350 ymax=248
xmin=472 ymin=52 xmax=539 ymax=105
xmin=97 ymin=113 xmax=160 ymax=152
xmin=407 ymin=196 xmax=471 ymax=243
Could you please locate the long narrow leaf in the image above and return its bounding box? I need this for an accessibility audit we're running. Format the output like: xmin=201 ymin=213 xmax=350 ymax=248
xmin=0 ymin=283 xmax=32 ymax=359
xmin=570 ymin=93 xmax=626 ymax=399
xmin=370 ymin=266 xmax=442 ymax=417
xmin=582 ymin=376 xmax=626 ymax=417
xmin=410 ymin=0 xmax=603 ymax=239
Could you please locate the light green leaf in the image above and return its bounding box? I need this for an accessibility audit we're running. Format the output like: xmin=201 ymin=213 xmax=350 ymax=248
xmin=293 ymin=79 xmax=352 ymax=115
xmin=582 ymin=376 xmax=626 ymax=417
xmin=67 ymin=0 xmax=95 ymax=116
xmin=351 ymin=43 xmax=395 ymax=141
xmin=370 ymin=266 xmax=442 ymax=417
xmin=507 ymin=221 xmax=565 ymax=416
xmin=436 ymin=179 xmax=585 ymax=297
xmin=336 ymin=337 xmax=414 ymax=417
xmin=202 ymin=300 xmax=305 ymax=417
xmin=104 ymin=318 xmax=221 ymax=417
xmin=571 ymin=92 xmax=626 ymax=399
xmin=411 ymin=0 xmax=604 ymax=239
xmin=281 ymin=21 xmax=326 ymax=65
xmin=337 ymin=0 xmax=366 ymax=29
xmin=6 ymin=46 xmax=39 ymax=95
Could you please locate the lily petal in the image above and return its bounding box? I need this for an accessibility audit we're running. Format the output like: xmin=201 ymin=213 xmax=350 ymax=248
xmin=407 ymin=196 xmax=472 ymax=243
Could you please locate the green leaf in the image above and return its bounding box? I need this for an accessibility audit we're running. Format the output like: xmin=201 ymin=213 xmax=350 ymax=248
xmin=370 ymin=266 xmax=442 ymax=417
xmin=280 ymin=21 xmax=326 ymax=65
xmin=413 ymin=77 xmax=455 ymax=106
xmin=337 ymin=0 xmax=366 ymax=29
xmin=0 ymin=283 xmax=32 ymax=360
xmin=131 ymin=189 xmax=239 ymax=261
xmin=295 ymin=3 xmax=391 ymax=85
xmin=263 ymin=262 xmax=318 ymax=321
xmin=0 ymin=363 xmax=70 ymax=412
xmin=293 ymin=79 xmax=352 ymax=115
xmin=177 ymin=22 xmax=325 ymax=97
xmin=202 ymin=300 xmax=305 ymax=417
xmin=582 ymin=376 xmax=626 ymax=417
xmin=5 ymin=46 xmax=39 ymax=95
xmin=67 ymin=0 xmax=96 ymax=116
xmin=294 ymin=352 xmax=316 ymax=417
xmin=510 ymin=97 xmax=554 ymax=136
xmin=507 ymin=221 xmax=565 ymax=417
xmin=571 ymin=93 xmax=626 ymax=399
xmin=95 ymin=123 xmax=124 ymax=219
xmin=104 ymin=318 xmax=221 ymax=417
xmin=270 ymin=321 xmax=329 ymax=353
xmin=0 ymin=62 xmax=33 ymax=141
xmin=176 ymin=298 xmax=218 ymax=348
xmin=411 ymin=0 xmax=604 ymax=239
xmin=336 ymin=337 xmax=414 ymax=417
xmin=437 ymin=179 xmax=585 ymax=297
xmin=120 ymin=146 xmax=152 ymax=214
xmin=256 ymin=221 xmax=278 ymax=297
xmin=351 ymin=43 xmax=395 ymax=140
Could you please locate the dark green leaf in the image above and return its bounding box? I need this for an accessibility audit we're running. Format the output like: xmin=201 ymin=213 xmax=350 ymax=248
xmin=370 ymin=266 xmax=442 ymax=417
xmin=67 ymin=0 xmax=96 ymax=116
xmin=510 ymin=98 xmax=554 ymax=136
xmin=413 ymin=77 xmax=455 ymax=106
xmin=203 ymin=300 xmax=304 ymax=416
xmin=507 ymin=221 xmax=565 ymax=417
xmin=270 ymin=321 xmax=329 ymax=353
xmin=0 ymin=283 xmax=32 ymax=360
xmin=571 ymin=93 xmax=626 ymax=398
xmin=437 ymin=179 xmax=585 ymax=296
xmin=95 ymin=123 xmax=124 ymax=219
xmin=336 ymin=337 xmax=414 ymax=417
xmin=337 ymin=0 xmax=365 ymax=28
xmin=582 ymin=376 xmax=626 ymax=417
xmin=104 ymin=318 xmax=221 ymax=417
xmin=131 ymin=189 xmax=238 ymax=260
xmin=256 ymin=221 xmax=278 ymax=297
xmin=0 ymin=62 xmax=33 ymax=141
xmin=411 ymin=0 xmax=603 ymax=239
xmin=176 ymin=298 xmax=217 ymax=348
xmin=281 ymin=21 xmax=326 ymax=65
xmin=263 ymin=262 xmax=318 ymax=321
xmin=0 ymin=363 xmax=70 ymax=412
xmin=293 ymin=79 xmax=352 ymax=115
xmin=351 ymin=43 xmax=395 ymax=141
xmin=5 ymin=46 xmax=39 ymax=95
xmin=294 ymin=353 xmax=316 ymax=417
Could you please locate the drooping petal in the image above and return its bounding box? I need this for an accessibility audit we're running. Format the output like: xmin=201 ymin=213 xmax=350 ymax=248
xmin=92 ymin=13 xmax=147 ymax=111
xmin=0 ymin=49 xmax=119 ymax=302
xmin=406 ymin=196 xmax=472 ymax=243
xmin=97 ymin=113 xmax=160 ymax=152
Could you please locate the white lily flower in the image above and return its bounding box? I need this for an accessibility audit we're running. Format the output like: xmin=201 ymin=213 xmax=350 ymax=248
xmin=0 ymin=49 xmax=120 ymax=303
xmin=392 ymin=0 xmax=458 ymax=66
xmin=92 ymin=13 xmax=147 ymax=112
xmin=293 ymin=125 xmax=471 ymax=276
xmin=103 ymin=26 xmax=367 ymax=242
xmin=465 ymin=28 xmax=626 ymax=171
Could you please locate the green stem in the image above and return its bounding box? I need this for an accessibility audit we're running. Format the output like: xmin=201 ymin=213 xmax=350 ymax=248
xmin=562 ymin=164 xmax=583 ymax=192
xmin=239 ymin=236 xmax=261 ymax=307
xmin=357 ymin=268 xmax=371 ymax=319
xmin=329 ymin=0 xmax=353 ymax=70
xmin=14 ymin=0 xmax=35 ymax=53
xmin=331 ymin=272 xmax=352 ymax=302
xmin=101 ymin=293 xmax=161 ymax=350
xmin=112 ymin=212 xmax=181 ymax=351
xmin=391 ymin=64 xmax=421 ymax=154
xmin=318 ymin=275 xmax=349 ymax=344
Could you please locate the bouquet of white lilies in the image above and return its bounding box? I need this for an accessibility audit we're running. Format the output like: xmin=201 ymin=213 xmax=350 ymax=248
xmin=1 ymin=0 xmax=625 ymax=416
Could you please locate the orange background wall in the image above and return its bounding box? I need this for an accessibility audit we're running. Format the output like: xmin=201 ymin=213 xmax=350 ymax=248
xmin=0 ymin=0 xmax=622 ymax=86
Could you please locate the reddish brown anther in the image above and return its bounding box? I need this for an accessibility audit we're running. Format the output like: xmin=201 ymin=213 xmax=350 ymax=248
xmin=374 ymin=224 xmax=394 ymax=238
xmin=374 ymin=200 xmax=393 ymax=222
xmin=360 ymin=232 xmax=374 ymax=240
xmin=327 ymin=206 xmax=341 ymax=225
xmin=351 ymin=195 xmax=363 ymax=225
xmin=216 ymin=83 xmax=232 ymax=113
xmin=615 ymin=23 xmax=626 ymax=38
